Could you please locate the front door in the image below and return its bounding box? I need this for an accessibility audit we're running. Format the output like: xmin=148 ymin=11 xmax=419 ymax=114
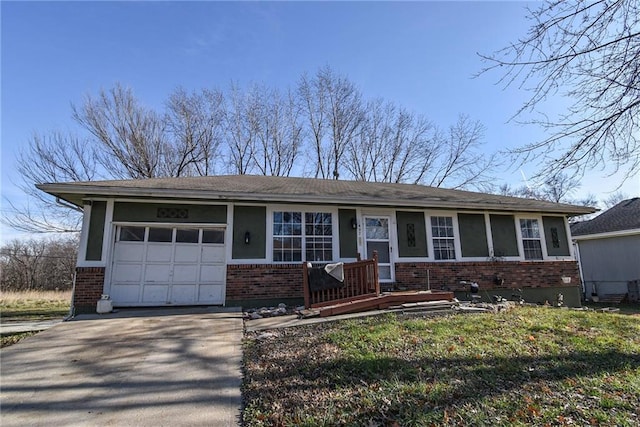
xmin=364 ymin=216 xmax=393 ymax=282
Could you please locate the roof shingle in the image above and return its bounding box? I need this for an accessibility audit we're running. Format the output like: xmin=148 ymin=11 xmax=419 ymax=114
xmin=37 ymin=174 xmax=596 ymax=215
xmin=571 ymin=198 xmax=640 ymax=236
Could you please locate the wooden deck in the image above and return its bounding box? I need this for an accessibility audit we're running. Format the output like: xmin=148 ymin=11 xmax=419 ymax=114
xmin=302 ymin=253 xmax=454 ymax=318
xmin=313 ymin=290 xmax=455 ymax=317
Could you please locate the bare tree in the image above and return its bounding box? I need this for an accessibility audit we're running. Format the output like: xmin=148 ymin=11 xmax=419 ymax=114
xmin=0 ymin=237 xmax=77 ymax=291
xmin=3 ymin=132 xmax=94 ymax=233
xmin=298 ymin=66 xmax=364 ymax=179
xmin=0 ymin=239 xmax=46 ymax=290
xmin=250 ymin=85 xmax=302 ymax=176
xmin=298 ymin=71 xmax=327 ymax=178
xmin=602 ymin=191 xmax=630 ymax=209
xmin=479 ymin=0 xmax=640 ymax=183
xmin=344 ymin=100 xmax=437 ymax=184
xmin=496 ymin=172 xmax=598 ymax=208
xmin=223 ymin=83 xmax=258 ymax=175
xmin=426 ymin=115 xmax=496 ymax=191
xmin=72 ymin=83 xmax=167 ymax=179
xmin=164 ymin=87 xmax=225 ymax=176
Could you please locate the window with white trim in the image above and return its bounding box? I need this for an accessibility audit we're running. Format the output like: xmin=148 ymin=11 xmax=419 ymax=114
xmin=272 ymin=211 xmax=333 ymax=262
xmin=519 ymin=218 xmax=543 ymax=260
xmin=430 ymin=216 xmax=456 ymax=260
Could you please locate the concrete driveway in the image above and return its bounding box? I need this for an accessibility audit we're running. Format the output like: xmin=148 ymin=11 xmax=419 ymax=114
xmin=1 ymin=307 xmax=243 ymax=427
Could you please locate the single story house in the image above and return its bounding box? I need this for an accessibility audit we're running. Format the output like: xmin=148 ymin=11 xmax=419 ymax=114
xmin=37 ymin=175 xmax=595 ymax=312
xmin=571 ymin=198 xmax=640 ymax=302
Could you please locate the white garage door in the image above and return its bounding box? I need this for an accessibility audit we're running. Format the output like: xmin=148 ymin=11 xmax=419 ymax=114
xmin=109 ymin=225 xmax=226 ymax=306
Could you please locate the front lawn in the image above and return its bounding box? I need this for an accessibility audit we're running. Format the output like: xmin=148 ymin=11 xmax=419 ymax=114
xmin=0 ymin=290 xmax=71 ymax=322
xmin=243 ymin=306 xmax=640 ymax=426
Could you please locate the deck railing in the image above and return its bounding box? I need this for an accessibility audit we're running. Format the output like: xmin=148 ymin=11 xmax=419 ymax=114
xmin=303 ymin=252 xmax=380 ymax=308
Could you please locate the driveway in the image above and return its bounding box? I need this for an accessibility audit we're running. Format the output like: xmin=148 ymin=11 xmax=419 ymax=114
xmin=0 ymin=307 xmax=243 ymax=427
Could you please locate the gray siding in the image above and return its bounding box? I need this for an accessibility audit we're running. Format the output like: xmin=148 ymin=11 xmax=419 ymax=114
xmin=458 ymin=213 xmax=489 ymax=257
xmin=396 ymin=211 xmax=428 ymax=258
xmin=542 ymin=216 xmax=570 ymax=256
xmin=232 ymin=206 xmax=266 ymax=259
xmin=578 ymin=234 xmax=640 ymax=295
xmin=86 ymin=201 xmax=106 ymax=261
xmin=113 ymin=202 xmax=226 ymax=223
xmin=339 ymin=209 xmax=358 ymax=258
xmin=490 ymin=214 xmax=519 ymax=257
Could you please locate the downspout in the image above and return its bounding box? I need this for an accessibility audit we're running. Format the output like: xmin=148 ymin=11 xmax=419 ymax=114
xmin=574 ymin=241 xmax=587 ymax=301
xmin=65 ymin=270 xmax=77 ymax=321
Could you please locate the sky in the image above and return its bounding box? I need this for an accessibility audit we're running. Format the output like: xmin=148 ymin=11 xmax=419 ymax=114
xmin=1 ymin=1 xmax=639 ymax=244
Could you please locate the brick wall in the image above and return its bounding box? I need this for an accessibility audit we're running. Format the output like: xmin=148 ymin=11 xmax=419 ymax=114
xmin=226 ymin=263 xmax=304 ymax=301
xmin=73 ymin=267 xmax=105 ymax=313
xmin=394 ymin=261 xmax=580 ymax=292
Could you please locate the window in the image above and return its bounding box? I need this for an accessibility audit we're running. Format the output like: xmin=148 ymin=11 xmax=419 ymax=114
xmin=458 ymin=213 xmax=489 ymax=257
xmin=273 ymin=211 xmax=332 ymax=262
xmin=431 ymin=216 xmax=456 ymax=260
xmin=519 ymin=219 xmax=543 ymax=260
xmin=203 ymin=229 xmax=225 ymax=244
xmin=305 ymin=212 xmax=333 ymax=262
xmin=120 ymin=226 xmax=145 ymax=241
xmin=176 ymin=228 xmax=199 ymax=243
xmin=148 ymin=227 xmax=173 ymax=242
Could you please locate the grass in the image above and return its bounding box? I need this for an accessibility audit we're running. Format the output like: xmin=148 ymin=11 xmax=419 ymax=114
xmin=1 ymin=331 xmax=38 ymax=348
xmin=0 ymin=290 xmax=72 ymax=347
xmin=0 ymin=289 xmax=72 ymax=322
xmin=243 ymin=306 xmax=640 ymax=426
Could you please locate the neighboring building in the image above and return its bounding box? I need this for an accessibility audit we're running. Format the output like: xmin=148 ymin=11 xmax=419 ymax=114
xmin=37 ymin=175 xmax=595 ymax=313
xmin=571 ymin=198 xmax=640 ymax=301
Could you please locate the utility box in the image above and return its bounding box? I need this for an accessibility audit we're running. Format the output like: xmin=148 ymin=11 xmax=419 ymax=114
xmin=96 ymin=294 xmax=113 ymax=314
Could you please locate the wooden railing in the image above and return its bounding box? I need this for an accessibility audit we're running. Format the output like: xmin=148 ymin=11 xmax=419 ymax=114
xmin=303 ymin=252 xmax=380 ymax=308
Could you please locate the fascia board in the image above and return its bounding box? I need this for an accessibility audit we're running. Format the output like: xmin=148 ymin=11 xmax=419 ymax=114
xmin=572 ymin=228 xmax=640 ymax=241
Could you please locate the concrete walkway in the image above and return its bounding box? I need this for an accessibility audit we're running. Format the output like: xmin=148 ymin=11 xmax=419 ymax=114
xmin=1 ymin=307 xmax=243 ymax=427
xmin=0 ymin=319 xmax=63 ymax=334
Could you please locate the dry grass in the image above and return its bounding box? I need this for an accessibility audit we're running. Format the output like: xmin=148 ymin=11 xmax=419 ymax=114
xmin=0 ymin=289 xmax=72 ymax=322
xmin=243 ymin=306 xmax=640 ymax=426
xmin=0 ymin=289 xmax=72 ymax=304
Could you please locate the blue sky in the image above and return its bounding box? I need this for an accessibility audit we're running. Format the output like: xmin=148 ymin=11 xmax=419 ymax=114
xmin=1 ymin=1 xmax=638 ymax=243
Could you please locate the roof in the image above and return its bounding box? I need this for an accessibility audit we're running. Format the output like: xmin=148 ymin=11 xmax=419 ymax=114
xmin=571 ymin=198 xmax=640 ymax=236
xmin=36 ymin=175 xmax=596 ymax=215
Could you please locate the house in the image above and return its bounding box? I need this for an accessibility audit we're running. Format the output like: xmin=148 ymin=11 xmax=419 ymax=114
xmin=571 ymin=198 xmax=640 ymax=302
xmin=37 ymin=175 xmax=595 ymax=313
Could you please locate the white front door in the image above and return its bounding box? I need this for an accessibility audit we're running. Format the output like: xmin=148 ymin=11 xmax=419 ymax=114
xmin=109 ymin=225 xmax=226 ymax=306
xmin=364 ymin=216 xmax=393 ymax=282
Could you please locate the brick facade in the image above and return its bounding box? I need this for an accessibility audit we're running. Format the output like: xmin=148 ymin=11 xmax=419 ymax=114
xmin=226 ymin=263 xmax=304 ymax=301
xmin=72 ymin=261 xmax=581 ymax=311
xmin=73 ymin=267 xmax=106 ymax=313
xmin=394 ymin=261 xmax=580 ymax=292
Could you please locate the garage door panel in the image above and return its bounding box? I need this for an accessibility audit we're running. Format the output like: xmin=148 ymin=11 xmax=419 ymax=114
xmin=110 ymin=284 xmax=141 ymax=304
xmin=114 ymin=244 xmax=144 ymax=262
xmin=201 ymin=246 xmax=225 ymax=263
xmin=198 ymin=284 xmax=224 ymax=303
xmin=200 ymin=265 xmax=226 ymax=282
xmin=146 ymin=245 xmax=172 ymax=262
xmin=144 ymin=264 xmax=172 ymax=282
xmin=171 ymin=284 xmax=196 ymax=304
xmin=113 ymin=264 xmax=142 ymax=282
xmin=174 ymin=245 xmax=200 ymax=262
xmin=111 ymin=226 xmax=227 ymax=307
xmin=142 ymin=285 xmax=169 ymax=303
xmin=172 ymin=264 xmax=198 ymax=282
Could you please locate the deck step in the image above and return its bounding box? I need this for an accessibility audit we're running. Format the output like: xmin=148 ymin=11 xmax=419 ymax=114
xmin=316 ymin=291 xmax=454 ymax=317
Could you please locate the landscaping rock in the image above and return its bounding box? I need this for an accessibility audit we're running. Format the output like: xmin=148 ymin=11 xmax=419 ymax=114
xmin=244 ymin=304 xmax=296 ymax=320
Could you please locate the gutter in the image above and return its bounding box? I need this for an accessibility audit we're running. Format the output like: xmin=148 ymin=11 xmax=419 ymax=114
xmin=56 ymin=197 xmax=83 ymax=212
